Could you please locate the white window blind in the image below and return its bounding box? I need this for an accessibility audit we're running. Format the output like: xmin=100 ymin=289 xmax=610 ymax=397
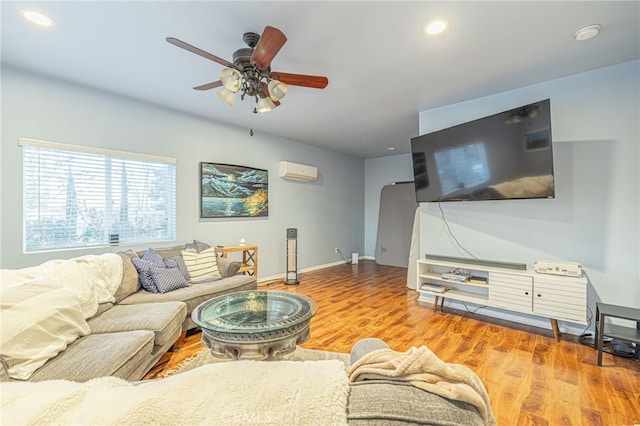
xmin=20 ymin=139 xmax=176 ymax=252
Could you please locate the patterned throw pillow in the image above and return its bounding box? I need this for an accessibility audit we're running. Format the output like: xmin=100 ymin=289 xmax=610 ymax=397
xmin=133 ymin=249 xmax=192 ymax=294
xmin=164 ymin=256 xmax=190 ymax=281
xmin=131 ymin=258 xmax=159 ymax=293
xmin=181 ymin=247 xmax=221 ymax=282
xmin=148 ymin=266 xmax=190 ymax=293
xmin=141 ymin=247 xmax=165 ymax=266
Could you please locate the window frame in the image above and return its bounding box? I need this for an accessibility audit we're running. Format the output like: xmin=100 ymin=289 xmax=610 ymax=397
xmin=19 ymin=138 xmax=177 ymax=253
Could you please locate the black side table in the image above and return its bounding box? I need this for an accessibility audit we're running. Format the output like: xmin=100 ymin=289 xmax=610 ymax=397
xmin=594 ymin=302 xmax=640 ymax=366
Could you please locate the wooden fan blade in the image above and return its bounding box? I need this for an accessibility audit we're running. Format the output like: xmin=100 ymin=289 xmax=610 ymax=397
xmin=166 ymin=37 xmax=239 ymax=70
xmin=250 ymin=26 xmax=287 ymax=71
xmin=193 ymin=81 xmax=223 ymax=91
xmin=269 ymin=72 xmax=329 ymax=89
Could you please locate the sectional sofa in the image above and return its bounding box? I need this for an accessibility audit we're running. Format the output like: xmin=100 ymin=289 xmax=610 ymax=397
xmin=1 ymin=245 xmax=494 ymax=425
xmin=0 ymin=242 xmax=257 ymax=382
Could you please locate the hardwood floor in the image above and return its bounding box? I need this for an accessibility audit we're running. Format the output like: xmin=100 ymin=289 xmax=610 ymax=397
xmin=145 ymin=260 xmax=640 ymax=425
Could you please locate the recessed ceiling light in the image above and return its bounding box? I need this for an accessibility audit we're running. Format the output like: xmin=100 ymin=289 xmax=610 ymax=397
xmin=386 ymin=147 xmax=396 ymax=151
xmin=21 ymin=9 xmax=54 ymax=27
xmin=574 ymin=24 xmax=600 ymax=41
xmin=424 ymin=19 xmax=449 ymax=35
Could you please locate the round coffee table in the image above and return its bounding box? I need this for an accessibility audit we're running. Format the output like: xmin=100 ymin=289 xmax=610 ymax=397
xmin=192 ymin=290 xmax=317 ymax=360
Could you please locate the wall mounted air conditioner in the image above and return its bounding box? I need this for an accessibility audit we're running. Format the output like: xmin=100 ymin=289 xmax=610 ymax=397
xmin=279 ymin=161 xmax=318 ymax=181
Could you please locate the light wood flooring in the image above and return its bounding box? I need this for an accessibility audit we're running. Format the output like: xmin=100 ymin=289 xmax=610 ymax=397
xmin=145 ymin=260 xmax=640 ymax=425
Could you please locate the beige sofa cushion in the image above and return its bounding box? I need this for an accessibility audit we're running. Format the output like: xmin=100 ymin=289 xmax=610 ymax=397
xmin=119 ymin=274 xmax=256 ymax=330
xmin=114 ymin=251 xmax=141 ymax=303
xmin=26 ymin=330 xmax=155 ymax=382
xmin=87 ymin=302 xmax=186 ymax=347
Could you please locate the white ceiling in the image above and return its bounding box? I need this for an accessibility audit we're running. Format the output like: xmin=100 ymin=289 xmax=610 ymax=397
xmin=2 ymin=1 xmax=639 ymax=158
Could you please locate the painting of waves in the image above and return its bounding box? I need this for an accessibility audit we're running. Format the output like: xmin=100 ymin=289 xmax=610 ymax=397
xmin=200 ymin=163 xmax=268 ymax=218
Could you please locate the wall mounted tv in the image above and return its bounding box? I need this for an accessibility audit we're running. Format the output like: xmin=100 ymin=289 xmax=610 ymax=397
xmin=411 ymin=99 xmax=554 ymax=203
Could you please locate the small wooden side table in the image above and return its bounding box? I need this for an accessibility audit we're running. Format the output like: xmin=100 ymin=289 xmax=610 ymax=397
xmin=215 ymin=245 xmax=258 ymax=279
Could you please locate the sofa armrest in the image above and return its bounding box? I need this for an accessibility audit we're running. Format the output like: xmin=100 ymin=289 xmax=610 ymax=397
xmin=347 ymin=338 xmax=485 ymax=425
xmin=350 ymin=338 xmax=390 ymax=366
xmin=216 ymin=257 xmax=241 ymax=278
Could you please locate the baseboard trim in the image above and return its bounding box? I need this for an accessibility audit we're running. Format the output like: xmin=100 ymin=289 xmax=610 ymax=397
xmin=258 ymin=260 xmax=350 ymax=284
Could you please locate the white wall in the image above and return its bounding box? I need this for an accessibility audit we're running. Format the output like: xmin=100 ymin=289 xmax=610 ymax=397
xmin=1 ymin=66 xmax=365 ymax=277
xmin=366 ymin=60 xmax=639 ymax=331
xmin=363 ymin=154 xmax=414 ymax=258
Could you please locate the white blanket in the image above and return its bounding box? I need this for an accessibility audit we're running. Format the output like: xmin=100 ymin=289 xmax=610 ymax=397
xmin=349 ymin=345 xmax=496 ymax=426
xmin=1 ymin=360 xmax=349 ymax=426
xmin=0 ymin=253 xmax=122 ymax=319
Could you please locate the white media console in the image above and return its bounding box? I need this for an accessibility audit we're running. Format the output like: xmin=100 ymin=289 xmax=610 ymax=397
xmin=416 ymin=256 xmax=588 ymax=340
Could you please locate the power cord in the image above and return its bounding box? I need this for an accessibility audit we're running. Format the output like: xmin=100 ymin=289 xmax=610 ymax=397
xmin=459 ymin=301 xmax=487 ymax=316
xmin=579 ymin=334 xmax=634 ymax=358
xmin=336 ymin=248 xmax=352 ymax=264
xmin=577 ymin=305 xmax=594 ymax=347
xmin=437 ymin=202 xmax=477 ymax=259
xmin=441 ymin=299 xmax=486 ymax=317
xmin=577 ymin=306 xmax=636 ymax=359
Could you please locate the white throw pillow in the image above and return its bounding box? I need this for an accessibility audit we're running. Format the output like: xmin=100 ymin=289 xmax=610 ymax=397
xmin=0 ymin=279 xmax=91 ymax=380
xmin=181 ymin=247 xmax=221 ymax=282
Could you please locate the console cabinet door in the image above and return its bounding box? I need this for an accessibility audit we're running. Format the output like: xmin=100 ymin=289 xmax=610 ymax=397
xmin=489 ymin=272 xmax=533 ymax=314
xmin=533 ymin=276 xmax=587 ymax=322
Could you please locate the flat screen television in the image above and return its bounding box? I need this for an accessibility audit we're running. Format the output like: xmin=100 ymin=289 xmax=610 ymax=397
xmin=411 ymin=99 xmax=554 ymax=202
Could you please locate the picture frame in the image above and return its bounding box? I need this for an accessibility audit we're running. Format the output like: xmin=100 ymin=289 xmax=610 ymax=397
xmin=524 ymin=128 xmax=551 ymax=152
xmin=200 ymin=162 xmax=268 ymax=218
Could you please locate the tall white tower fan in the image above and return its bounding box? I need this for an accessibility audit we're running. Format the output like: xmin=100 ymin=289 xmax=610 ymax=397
xmin=285 ymin=228 xmax=299 ymax=285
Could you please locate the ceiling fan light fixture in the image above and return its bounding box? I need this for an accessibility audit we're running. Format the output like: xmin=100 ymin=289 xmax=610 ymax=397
xmin=257 ymin=96 xmax=276 ymax=113
xmin=220 ymin=68 xmax=242 ymax=92
xmin=217 ymin=89 xmax=236 ymax=107
xmin=267 ymin=80 xmax=288 ymax=101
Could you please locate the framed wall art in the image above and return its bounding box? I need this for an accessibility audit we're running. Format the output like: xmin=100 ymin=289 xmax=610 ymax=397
xmin=200 ymin=162 xmax=268 ymax=218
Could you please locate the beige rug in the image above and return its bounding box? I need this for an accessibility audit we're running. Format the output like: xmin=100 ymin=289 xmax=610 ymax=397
xmin=165 ymin=346 xmax=350 ymax=377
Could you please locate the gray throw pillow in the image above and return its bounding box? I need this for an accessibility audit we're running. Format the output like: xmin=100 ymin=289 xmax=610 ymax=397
xmin=148 ymin=266 xmax=190 ymax=293
xmin=142 ymin=247 xmax=165 ymax=266
xmin=131 ymin=258 xmax=159 ymax=293
xmin=184 ymin=239 xmax=211 ymax=253
xmin=164 ymin=256 xmax=189 ymax=281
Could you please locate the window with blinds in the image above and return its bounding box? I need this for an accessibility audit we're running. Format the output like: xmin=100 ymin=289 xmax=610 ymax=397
xmin=20 ymin=139 xmax=176 ymax=252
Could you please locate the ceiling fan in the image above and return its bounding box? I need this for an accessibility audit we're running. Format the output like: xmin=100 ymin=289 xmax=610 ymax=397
xmin=167 ymin=26 xmax=329 ymax=113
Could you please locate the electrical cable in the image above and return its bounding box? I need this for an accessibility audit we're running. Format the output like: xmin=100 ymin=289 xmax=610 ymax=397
xmin=577 ymin=305 xmax=594 ymax=347
xmin=459 ymin=301 xmax=486 ymax=316
xmin=577 ymin=306 xmax=636 ymax=358
xmin=336 ymin=248 xmax=352 ymax=264
xmin=437 ymin=202 xmax=477 ymax=259
xmin=440 ymin=299 xmax=486 ymax=317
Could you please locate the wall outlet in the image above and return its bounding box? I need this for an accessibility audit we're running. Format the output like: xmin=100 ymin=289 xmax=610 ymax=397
xmin=334 ymin=247 xmax=339 ymax=254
